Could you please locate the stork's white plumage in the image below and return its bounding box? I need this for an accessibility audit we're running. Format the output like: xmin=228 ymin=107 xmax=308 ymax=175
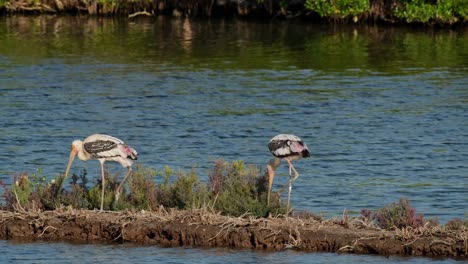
xmin=64 ymin=134 xmax=138 ymax=211
xmin=267 ymin=134 xmax=310 ymax=210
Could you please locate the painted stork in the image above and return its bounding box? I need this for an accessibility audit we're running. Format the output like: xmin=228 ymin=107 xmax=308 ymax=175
xmin=64 ymin=134 xmax=138 ymax=211
xmin=267 ymin=134 xmax=310 ymax=210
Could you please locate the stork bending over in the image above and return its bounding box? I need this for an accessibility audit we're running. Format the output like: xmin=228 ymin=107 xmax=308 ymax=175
xmin=64 ymin=134 xmax=138 ymax=211
xmin=267 ymin=134 xmax=310 ymax=210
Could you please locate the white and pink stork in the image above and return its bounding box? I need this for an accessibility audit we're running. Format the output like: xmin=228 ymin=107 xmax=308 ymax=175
xmin=64 ymin=134 xmax=138 ymax=211
xmin=267 ymin=134 xmax=310 ymax=210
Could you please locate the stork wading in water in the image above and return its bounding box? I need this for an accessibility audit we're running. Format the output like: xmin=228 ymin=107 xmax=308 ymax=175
xmin=267 ymin=134 xmax=310 ymax=210
xmin=64 ymin=134 xmax=138 ymax=211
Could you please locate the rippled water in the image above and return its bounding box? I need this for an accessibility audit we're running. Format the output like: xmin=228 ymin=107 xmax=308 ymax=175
xmin=0 ymin=16 xmax=467 ymax=263
xmin=0 ymin=240 xmax=461 ymax=264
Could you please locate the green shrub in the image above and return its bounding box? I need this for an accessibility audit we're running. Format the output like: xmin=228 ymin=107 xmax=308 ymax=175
xmin=453 ymin=0 xmax=468 ymax=20
xmin=60 ymin=170 xmax=90 ymax=209
xmin=208 ymin=160 xmax=285 ymax=217
xmin=305 ymin=0 xmax=369 ymax=20
xmin=170 ymin=168 xmax=200 ymax=209
xmin=87 ymin=172 xmax=118 ymax=210
xmin=393 ymin=0 xmax=466 ymax=24
xmin=125 ymin=164 xmax=158 ymax=210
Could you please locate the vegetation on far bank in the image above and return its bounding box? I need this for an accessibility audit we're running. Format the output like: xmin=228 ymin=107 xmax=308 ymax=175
xmin=0 ymin=0 xmax=467 ymax=26
xmin=1 ymin=160 xmax=467 ymax=232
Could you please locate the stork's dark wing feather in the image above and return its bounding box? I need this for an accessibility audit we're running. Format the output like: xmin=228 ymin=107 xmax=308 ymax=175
xmin=84 ymin=140 xmax=117 ymax=156
xmin=268 ymin=140 xmax=290 ymax=156
xmin=268 ymin=135 xmax=310 ymax=158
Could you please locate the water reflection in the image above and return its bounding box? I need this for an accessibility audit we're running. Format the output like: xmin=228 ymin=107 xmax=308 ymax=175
xmin=1 ymin=16 xmax=467 ymax=70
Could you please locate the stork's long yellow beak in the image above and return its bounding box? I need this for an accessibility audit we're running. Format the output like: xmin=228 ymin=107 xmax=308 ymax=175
xmin=267 ymin=165 xmax=275 ymax=205
xmin=65 ymin=146 xmax=77 ymax=180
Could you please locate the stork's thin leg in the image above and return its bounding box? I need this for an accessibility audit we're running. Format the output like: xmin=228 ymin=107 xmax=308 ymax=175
xmin=115 ymin=167 xmax=132 ymax=202
xmin=100 ymin=162 xmax=105 ymax=211
xmin=285 ymin=159 xmax=300 ymax=212
xmin=288 ymin=162 xmax=300 ymax=183
xmin=286 ymin=160 xmax=293 ymax=211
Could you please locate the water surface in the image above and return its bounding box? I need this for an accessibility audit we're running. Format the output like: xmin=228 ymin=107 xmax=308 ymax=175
xmin=0 ymin=240 xmax=461 ymax=264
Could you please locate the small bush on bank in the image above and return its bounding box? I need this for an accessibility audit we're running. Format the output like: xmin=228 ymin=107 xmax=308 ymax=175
xmin=62 ymin=171 xmax=90 ymax=209
xmin=125 ymin=164 xmax=158 ymax=210
xmin=445 ymin=218 xmax=467 ymax=230
xmin=161 ymin=166 xmax=201 ymax=209
xmin=361 ymin=198 xmax=425 ymax=229
xmin=208 ymin=160 xmax=285 ymax=217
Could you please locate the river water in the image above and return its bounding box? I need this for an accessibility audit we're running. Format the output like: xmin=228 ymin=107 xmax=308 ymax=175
xmin=0 ymin=16 xmax=467 ymax=263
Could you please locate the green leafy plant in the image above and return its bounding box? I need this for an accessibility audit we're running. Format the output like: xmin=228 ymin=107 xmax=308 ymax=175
xmin=453 ymin=0 xmax=468 ymax=19
xmin=305 ymin=0 xmax=369 ymax=20
xmin=393 ymin=0 xmax=466 ymax=24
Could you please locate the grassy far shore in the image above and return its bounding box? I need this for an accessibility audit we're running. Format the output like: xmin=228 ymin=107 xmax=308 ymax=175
xmin=1 ymin=160 xmax=467 ymax=231
xmin=0 ymin=0 xmax=467 ymax=26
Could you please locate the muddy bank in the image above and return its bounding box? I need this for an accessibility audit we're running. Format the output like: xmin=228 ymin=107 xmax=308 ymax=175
xmin=0 ymin=208 xmax=466 ymax=259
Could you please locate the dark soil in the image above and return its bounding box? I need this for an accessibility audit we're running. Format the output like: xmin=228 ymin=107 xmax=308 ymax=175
xmin=0 ymin=208 xmax=466 ymax=259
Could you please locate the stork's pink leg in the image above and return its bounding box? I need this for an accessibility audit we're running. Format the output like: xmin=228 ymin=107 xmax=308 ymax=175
xmin=284 ymin=159 xmax=292 ymax=211
xmin=285 ymin=159 xmax=299 ymax=212
xmin=115 ymin=167 xmax=132 ymax=202
xmin=100 ymin=161 xmax=105 ymax=211
xmin=288 ymin=161 xmax=299 ymax=183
